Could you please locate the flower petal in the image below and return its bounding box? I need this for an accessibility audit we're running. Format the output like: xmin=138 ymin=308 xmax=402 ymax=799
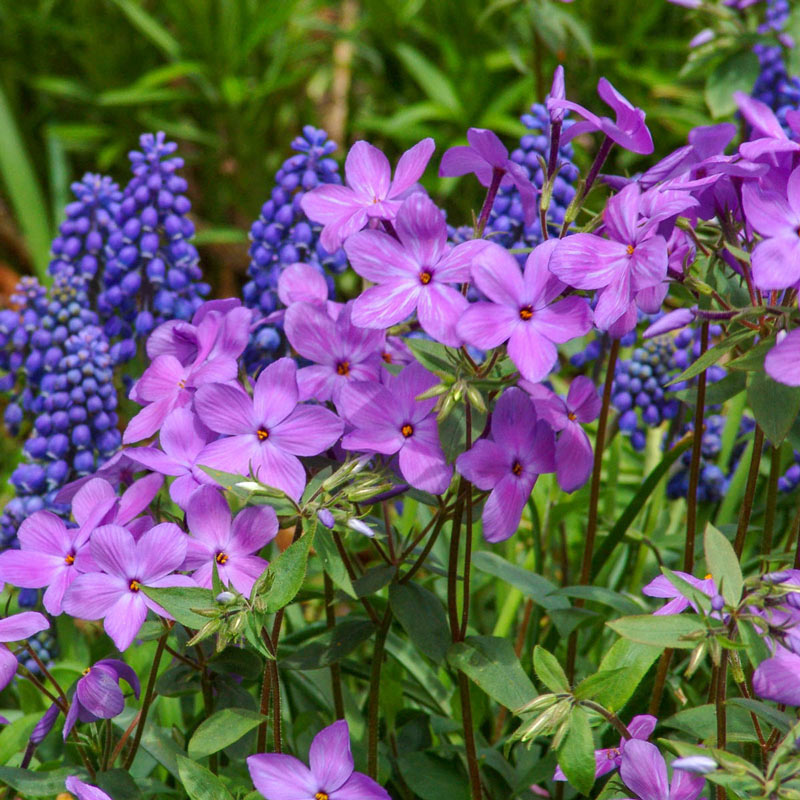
xmin=254 ymin=358 xmax=300 ymax=429
xmin=247 ymin=753 xmax=318 ymax=800
xmin=416 ymin=283 xmax=468 ymax=347
xmin=231 ymin=505 xmax=279 ymax=554
xmin=270 ymin=405 xmax=344 ymax=456
xmin=481 ymin=475 xmax=533 ymax=542
xmin=619 ymin=740 xmax=668 ymax=800
xmin=351 ymin=282 xmax=419 ymax=330
xmin=104 ymin=593 xmax=148 ymax=652
xmin=309 ymin=720 xmax=354 ymax=792
xmin=390 ymin=138 xmax=435 ymax=197
xmin=195 ymin=383 xmax=257 ymax=435
xmin=346 ymin=141 xmax=392 ymax=201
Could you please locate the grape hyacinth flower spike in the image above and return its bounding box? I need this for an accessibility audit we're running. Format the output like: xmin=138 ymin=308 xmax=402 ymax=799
xmin=457 ymin=238 xmax=592 ymax=382
xmin=63 ymin=659 xmax=140 ymax=739
xmin=456 ymin=388 xmax=555 ymax=542
xmin=344 ymin=192 xmax=487 ymax=346
xmin=247 ymin=719 xmax=390 ymax=800
xmin=439 ymin=127 xmax=538 ymax=225
xmin=0 ymin=612 xmax=49 ymax=691
xmin=195 ymin=357 xmax=344 ymax=501
xmin=618 ymin=740 xmax=705 ymax=800
xmin=301 ymin=137 xmax=435 ymax=252
xmin=183 ymin=486 xmax=277 ymax=595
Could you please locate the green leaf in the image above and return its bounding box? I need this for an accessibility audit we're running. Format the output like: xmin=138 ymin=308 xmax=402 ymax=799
xmin=472 ymin=552 xmax=568 ymax=610
xmin=726 ymin=339 xmax=772 ymax=372
xmin=396 ymin=752 xmax=470 ymax=800
xmin=0 ymin=767 xmax=84 ymax=797
xmin=108 ymin=0 xmax=181 ymax=59
xmin=389 ymin=583 xmax=450 ymax=663
xmin=606 ymin=614 xmax=706 ymax=649
xmin=187 ymin=708 xmax=266 ymax=759
xmin=0 ymin=713 xmax=41 ymax=764
xmin=595 ymin=639 xmax=662 ymax=711
xmin=177 ymin=756 xmax=235 ymax=800
xmin=665 ymin=329 xmax=754 ymax=386
xmin=314 ymin=531 xmax=356 ymax=598
xmin=438 ymin=403 xmax=486 ymax=464
xmin=574 ymin=669 xmax=628 ymax=702
xmin=554 ymin=585 xmax=642 ymax=616
xmin=141 ymin=586 xmax=216 ymax=629
xmin=557 ymin=707 xmax=595 ymax=796
xmin=394 ymin=44 xmax=462 ymax=114
xmin=281 ymin=620 xmax=376 ymax=670
xmin=533 ymin=646 xmax=570 ymax=693
xmin=259 ymin=526 xmax=314 ymax=613
xmin=747 ymin=371 xmax=800 ymax=444
xmin=705 ymin=50 xmax=760 ymax=118
xmin=95 ymin=770 xmax=142 ymax=800
xmin=704 ymin=523 xmax=743 ymax=605
xmin=448 ymin=635 xmax=537 ymax=711
xmin=729 ymin=698 xmax=793 ymax=735
xmin=405 ymin=337 xmax=455 ymax=376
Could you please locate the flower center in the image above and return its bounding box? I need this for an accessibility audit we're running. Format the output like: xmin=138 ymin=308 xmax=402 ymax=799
xmin=257 ymin=427 xmax=269 ymax=441
xmin=216 ymin=552 xmax=229 ymax=565
xmin=129 ymin=579 xmax=141 ymax=592
xmin=178 ymin=378 xmax=186 ymax=389
xmin=401 ymin=423 xmax=414 ymax=438
xmin=608 ymin=747 xmax=621 ymax=760
xmin=315 ymin=794 xmax=329 ymax=800
xmin=704 ymin=573 xmax=712 ymax=580
xmin=382 ymin=351 xmax=392 ymax=364
xmin=568 ymin=411 xmax=577 ymax=421
xmin=64 ymin=553 xmax=75 ymax=565
xmin=336 ymin=360 xmax=350 ymax=376
xmin=511 ymin=460 xmax=523 ymax=476
xmin=519 ymin=305 xmax=533 ymax=321
xmin=82 ymin=667 xmax=91 ymax=677
xmin=626 ymin=244 xmax=635 ymax=256
xmin=419 ymin=270 xmax=432 ymax=285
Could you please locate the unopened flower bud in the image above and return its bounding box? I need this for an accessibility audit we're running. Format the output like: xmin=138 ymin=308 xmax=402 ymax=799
xmin=711 ymin=594 xmax=725 ymax=612
xmin=346 ymin=518 xmax=375 ymax=538
xmin=215 ymin=591 xmax=236 ymax=604
xmin=317 ymin=509 xmax=335 ymax=529
xmin=672 ymin=756 xmax=717 ymax=775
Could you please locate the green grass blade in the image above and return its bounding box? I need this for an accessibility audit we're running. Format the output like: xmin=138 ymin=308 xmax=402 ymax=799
xmin=107 ymin=0 xmax=181 ymax=60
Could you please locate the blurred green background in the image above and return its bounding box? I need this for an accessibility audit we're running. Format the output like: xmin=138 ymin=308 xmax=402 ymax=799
xmin=0 ymin=0 xmax=705 ymax=299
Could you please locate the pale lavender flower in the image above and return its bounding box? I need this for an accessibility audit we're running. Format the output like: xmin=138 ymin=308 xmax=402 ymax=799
xmin=643 ymin=572 xmax=715 ymax=615
xmin=65 ymin=777 xmax=113 ymax=800
xmin=247 ymin=719 xmax=389 ymax=800
xmin=195 ymin=358 xmax=343 ymax=501
xmin=619 ymin=740 xmax=705 ymax=800
xmin=62 ymin=523 xmax=194 ymax=651
xmin=456 ymin=388 xmax=555 ymax=542
xmin=338 ymin=364 xmax=452 ymax=494
xmin=0 ymin=612 xmax=49 ymax=691
xmin=457 ymin=239 xmax=592 ymax=382
xmin=301 ymin=138 xmax=435 ymax=252
xmin=183 ymin=486 xmax=276 ymax=595
xmin=766 ymin=329 xmax=800 ymax=386
xmin=344 ymin=193 xmax=487 ymax=347
xmin=753 ymin=647 xmax=800 ymax=706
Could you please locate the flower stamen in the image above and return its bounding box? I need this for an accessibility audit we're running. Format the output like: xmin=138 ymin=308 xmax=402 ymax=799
xmin=216 ymin=552 xmax=229 ymax=565
xmin=257 ymin=428 xmax=269 ymax=441
xmin=401 ymin=423 xmax=414 ymax=438
xmin=336 ymin=361 xmax=350 ymax=376
xmin=626 ymin=244 xmax=635 ymax=256
xmin=512 ymin=460 xmax=523 ymax=476
xmin=519 ymin=305 xmax=533 ymax=321
xmin=129 ymin=580 xmax=141 ymax=592
xmin=419 ymin=270 xmax=432 ymax=285
xmin=64 ymin=553 xmax=75 ymax=565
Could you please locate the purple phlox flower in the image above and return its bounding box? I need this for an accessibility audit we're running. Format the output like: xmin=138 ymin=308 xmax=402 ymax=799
xmin=753 ymin=646 xmax=800 ymax=706
xmin=338 ymin=364 xmax=452 ymax=494
xmin=183 ymin=486 xmax=276 ymax=595
xmin=301 ymin=137 xmax=435 ymax=253
xmin=247 ymin=719 xmax=390 ymax=800
xmin=549 ymin=183 xmax=668 ymax=330
xmin=63 ymin=658 xmax=140 ymax=739
xmin=742 ymin=165 xmax=800 ymax=290
xmin=31 ymin=702 xmax=60 ymax=744
xmin=0 ymin=612 xmax=49 ymax=691
xmin=457 ymin=239 xmax=592 ymax=382
xmin=640 ymin=185 xmax=699 ymax=238
xmin=523 ymin=376 xmax=600 ymax=493
xmin=619 ymin=740 xmax=705 ymax=800
xmin=644 ymin=308 xmax=696 ymax=339
xmin=665 ymin=228 xmax=696 ymax=277
xmin=127 ymin=407 xmax=218 ymax=510
xmin=439 ymin=128 xmax=537 ymax=225
xmin=73 ymin=473 xmax=163 ymax=533
xmin=555 ymin=714 xmax=657 ymax=781
xmin=62 ymin=523 xmax=194 ymax=651
xmin=382 ymin=335 xmax=413 ymax=367
xmin=548 ymin=77 xmax=654 ymax=155
xmin=195 ymin=357 xmax=344 ymax=501
xmin=770 ymin=328 xmax=800 ymax=386
xmin=344 ymin=193 xmax=488 ymax=347
xmin=640 ymin=123 xmax=736 ymax=189
xmin=55 ymin=451 xmax=142 ymax=504
xmin=65 ymin=777 xmax=113 ymax=800
xmin=0 ymin=510 xmax=100 ymax=615
xmin=261 ymin=262 xmax=341 ymax=325
xmin=642 ymin=571 xmax=715 ymax=615
xmin=285 ymin=300 xmax=385 ymax=403
xmin=456 ymin=388 xmax=555 ymax=542
xmin=735 ymin=92 xmax=800 ymax=162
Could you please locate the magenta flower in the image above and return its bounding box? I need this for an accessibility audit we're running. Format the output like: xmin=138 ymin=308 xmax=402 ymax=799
xmin=62 ymin=523 xmax=194 ymax=651
xmin=344 ymin=193 xmax=487 ymax=346
xmin=301 ymin=138 xmax=435 ymax=252
xmin=285 ymin=301 xmax=384 ymax=403
xmin=741 ymin=165 xmax=800 ymax=290
xmin=735 ymin=92 xmax=800 ymax=162
xmin=753 ymin=647 xmax=800 ymax=706
xmin=457 ymin=239 xmax=592 ymax=382
xmin=456 ymin=388 xmax=555 ymax=542
xmin=338 ymin=364 xmax=452 ymax=494
xmin=0 ymin=511 xmax=96 ymax=615
xmin=619 ymin=740 xmax=705 ymax=800
xmin=195 ymin=358 xmax=344 ymax=501
xmin=524 ymin=376 xmax=601 ymax=493
xmin=63 ymin=659 xmax=140 ymax=739
xmin=642 ymin=572 xmax=715 ymax=615
xmin=65 ymin=777 xmax=113 ymax=800
xmin=766 ymin=330 xmax=800 ymax=387
xmin=128 ymin=407 xmax=218 ymax=509
xmin=247 ymin=719 xmax=389 ymax=800
xmin=555 ymin=714 xmax=657 ymax=781
xmin=549 ymin=183 xmax=668 ymax=331
xmin=0 ymin=612 xmax=49 ymax=690
xmin=183 ymin=487 xmax=276 ymax=595
xmin=548 ymin=77 xmax=654 ymax=155
xmin=439 ymin=128 xmax=537 ymax=225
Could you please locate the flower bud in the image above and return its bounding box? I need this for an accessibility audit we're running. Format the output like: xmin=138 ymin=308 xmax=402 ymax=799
xmin=346 ymin=518 xmax=375 ymax=538
xmin=215 ymin=591 xmax=236 ymax=605
xmin=671 ymin=756 xmax=717 ymax=775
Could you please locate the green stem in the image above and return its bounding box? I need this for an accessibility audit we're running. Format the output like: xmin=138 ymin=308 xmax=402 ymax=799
xmin=123 ymin=628 xmax=168 ymax=769
xmin=457 ymin=670 xmax=483 ymax=800
xmin=256 ymin=652 xmax=271 ymax=753
xmin=762 ymin=445 xmax=781 ymax=569
xmin=367 ymin=609 xmax=392 ymax=779
xmin=324 ymin=572 xmax=346 ymax=719
xmin=715 ymin=651 xmax=728 ymax=800
xmin=734 ymin=426 xmax=765 ymax=558
xmin=648 ymin=649 xmax=673 ymax=716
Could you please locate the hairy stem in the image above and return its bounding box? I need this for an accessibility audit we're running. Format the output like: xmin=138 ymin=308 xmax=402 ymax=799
xmin=762 ymin=445 xmax=781 ymax=568
xmin=367 ymin=609 xmax=392 ymax=779
xmin=734 ymin=426 xmax=765 ymax=558
xmin=324 ymin=572 xmax=346 ymax=719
